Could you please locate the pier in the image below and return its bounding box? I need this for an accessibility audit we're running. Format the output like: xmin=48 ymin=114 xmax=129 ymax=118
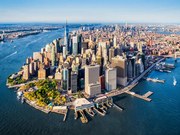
xmin=79 ymin=110 xmax=88 ymax=123
xmin=113 ymin=103 xmax=123 ymax=111
xmin=125 ymin=91 xmax=153 ymax=102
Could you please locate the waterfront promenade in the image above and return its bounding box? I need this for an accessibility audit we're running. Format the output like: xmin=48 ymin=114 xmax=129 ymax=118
xmin=105 ymin=57 xmax=165 ymax=101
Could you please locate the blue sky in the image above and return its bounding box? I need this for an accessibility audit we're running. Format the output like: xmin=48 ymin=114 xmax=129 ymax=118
xmin=0 ymin=0 xmax=180 ymax=23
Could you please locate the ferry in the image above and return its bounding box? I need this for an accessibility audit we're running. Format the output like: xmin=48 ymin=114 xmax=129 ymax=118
xmin=146 ymin=78 xmax=165 ymax=83
xmin=173 ymin=76 xmax=177 ymax=86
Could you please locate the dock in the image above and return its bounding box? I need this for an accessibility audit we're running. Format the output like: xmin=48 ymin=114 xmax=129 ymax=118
xmin=93 ymin=107 xmax=105 ymax=116
xmin=125 ymin=91 xmax=153 ymax=102
xmin=79 ymin=110 xmax=88 ymax=123
xmin=113 ymin=103 xmax=123 ymax=111
xmin=63 ymin=109 xmax=68 ymax=122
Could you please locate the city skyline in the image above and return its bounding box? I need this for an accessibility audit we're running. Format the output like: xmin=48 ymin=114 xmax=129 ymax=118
xmin=0 ymin=0 xmax=180 ymax=23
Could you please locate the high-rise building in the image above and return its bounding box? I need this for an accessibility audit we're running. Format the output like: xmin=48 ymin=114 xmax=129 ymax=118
xmin=113 ymin=36 xmax=117 ymax=47
xmin=62 ymin=68 xmax=69 ymax=91
xmin=51 ymin=45 xmax=56 ymax=66
xmin=71 ymin=72 xmax=78 ymax=93
xmin=111 ymin=55 xmax=127 ymax=86
xmin=63 ymin=20 xmax=69 ymax=58
xmin=77 ymin=34 xmax=82 ymax=54
xmin=105 ymin=68 xmax=117 ymax=91
xmin=29 ymin=62 xmax=34 ymax=75
xmin=38 ymin=64 xmax=46 ymax=79
xmin=127 ymin=59 xmax=133 ymax=79
xmin=72 ymin=35 xmax=78 ymax=55
xmin=33 ymin=52 xmax=43 ymax=63
xmin=85 ymin=65 xmax=101 ymax=97
xmin=109 ymin=47 xmax=115 ymax=62
xmin=22 ymin=65 xmax=29 ymax=80
xmin=53 ymin=39 xmax=59 ymax=53
xmin=81 ymin=42 xmax=88 ymax=54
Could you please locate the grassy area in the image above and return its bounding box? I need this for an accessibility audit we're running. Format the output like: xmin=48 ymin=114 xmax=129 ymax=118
xmin=7 ymin=75 xmax=26 ymax=86
xmin=24 ymin=79 xmax=66 ymax=107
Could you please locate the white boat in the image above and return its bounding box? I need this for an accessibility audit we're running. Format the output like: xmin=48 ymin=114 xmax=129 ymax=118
xmin=173 ymin=76 xmax=177 ymax=86
xmin=17 ymin=91 xmax=23 ymax=97
xmin=130 ymin=92 xmax=135 ymax=95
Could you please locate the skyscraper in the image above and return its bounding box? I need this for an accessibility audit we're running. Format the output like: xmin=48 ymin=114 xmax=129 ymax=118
xmin=51 ymin=45 xmax=56 ymax=66
xmin=62 ymin=68 xmax=69 ymax=91
xmin=85 ymin=65 xmax=101 ymax=97
xmin=63 ymin=20 xmax=69 ymax=58
xmin=109 ymin=47 xmax=115 ymax=62
xmin=111 ymin=55 xmax=127 ymax=86
xmin=22 ymin=65 xmax=29 ymax=80
xmin=72 ymin=35 xmax=78 ymax=55
xmin=105 ymin=68 xmax=117 ymax=91
xmin=71 ymin=72 xmax=78 ymax=93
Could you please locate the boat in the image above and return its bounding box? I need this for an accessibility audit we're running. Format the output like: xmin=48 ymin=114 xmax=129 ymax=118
xmin=74 ymin=111 xmax=78 ymax=120
xmin=17 ymin=91 xmax=23 ymax=100
xmin=146 ymin=78 xmax=165 ymax=83
xmin=21 ymin=97 xmax=25 ymax=104
xmin=129 ymin=92 xmax=135 ymax=95
xmin=173 ymin=76 xmax=177 ymax=86
xmin=79 ymin=110 xmax=88 ymax=123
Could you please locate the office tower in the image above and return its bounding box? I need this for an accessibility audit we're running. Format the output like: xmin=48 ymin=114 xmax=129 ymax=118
xmin=102 ymin=47 xmax=108 ymax=66
xmin=85 ymin=65 xmax=101 ymax=97
xmin=26 ymin=58 xmax=31 ymax=64
xmin=96 ymin=55 xmax=103 ymax=65
xmin=77 ymin=34 xmax=82 ymax=54
xmin=81 ymin=42 xmax=88 ymax=54
xmin=53 ymin=39 xmax=59 ymax=53
xmin=72 ymin=35 xmax=78 ymax=55
xmin=41 ymin=48 xmax=45 ymax=53
xmin=127 ymin=59 xmax=133 ymax=79
xmin=71 ymin=72 xmax=78 ymax=93
xmin=45 ymin=44 xmax=52 ymax=53
xmin=33 ymin=61 xmax=38 ymax=73
xmin=78 ymin=68 xmax=85 ymax=89
xmin=62 ymin=68 xmax=69 ymax=91
xmin=51 ymin=45 xmax=56 ymax=66
xmin=137 ymin=42 xmax=143 ymax=53
xmin=63 ymin=20 xmax=69 ymax=58
xmin=113 ymin=36 xmax=117 ymax=47
xmin=29 ymin=62 xmax=34 ymax=75
xmin=130 ymin=57 xmax=136 ymax=78
xmin=105 ymin=68 xmax=117 ymax=91
xmin=111 ymin=55 xmax=127 ymax=86
xmin=109 ymin=47 xmax=115 ymax=62
xmin=99 ymin=75 xmax=105 ymax=90
xmin=22 ymin=65 xmax=29 ymax=80
xmin=137 ymin=58 xmax=144 ymax=73
xmin=44 ymin=57 xmax=50 ymax=67
xmin=55 ymin=71 xmax=62 ymax=80
xmin=38 ymin=64 xmax=46 ymax=79
xmin=33 ymin=52 xmax=43 ymax=63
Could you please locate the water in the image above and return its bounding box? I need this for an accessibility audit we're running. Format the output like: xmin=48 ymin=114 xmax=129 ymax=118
xmin=0 ymin=29 xmax=180 ymax=135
